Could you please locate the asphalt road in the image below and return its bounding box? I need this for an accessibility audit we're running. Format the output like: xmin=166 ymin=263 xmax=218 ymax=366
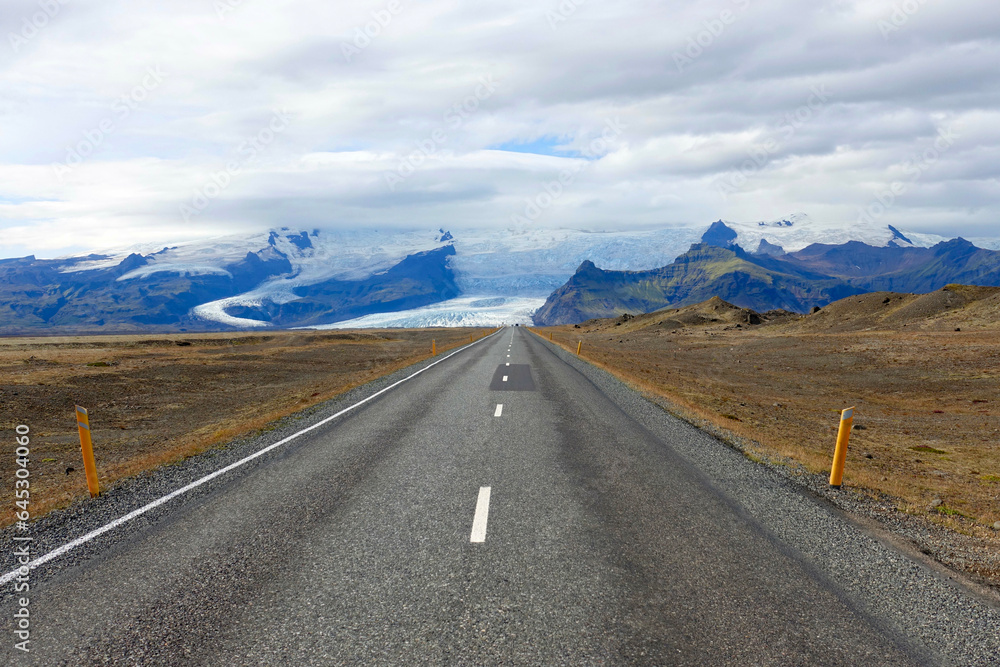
xmin=4 ymin=327 xmax=999 ymax=665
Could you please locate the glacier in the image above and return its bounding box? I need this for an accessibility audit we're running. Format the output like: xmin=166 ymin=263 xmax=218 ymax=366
xmin=301 ymin=296 xmax=547 ymax=329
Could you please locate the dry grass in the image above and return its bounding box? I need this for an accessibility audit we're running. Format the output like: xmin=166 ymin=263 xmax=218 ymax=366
xmin=0 ymin=328 xmax=488 ymax=526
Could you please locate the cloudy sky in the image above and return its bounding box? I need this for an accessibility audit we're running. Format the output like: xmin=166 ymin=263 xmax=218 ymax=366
xmin=1 ymin=0 xmax=997 ymax=258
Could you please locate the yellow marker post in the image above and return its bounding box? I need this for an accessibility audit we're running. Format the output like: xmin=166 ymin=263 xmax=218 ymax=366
xmin=829 ymin=407 xmax=855 ymax=488
xmin=75 ymin=406 xmax=100 ymax=498
xmin=549 ymin=332 xmax=553 ymax=341
xmin=577 ymin=341 xmax=582 ymax=355
xmin=432 ymin=340 xmax=436 ymax=355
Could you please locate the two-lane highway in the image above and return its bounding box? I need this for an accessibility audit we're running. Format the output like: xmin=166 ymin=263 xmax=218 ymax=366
xmin=4 ymin=327 xmax=999 ymax=665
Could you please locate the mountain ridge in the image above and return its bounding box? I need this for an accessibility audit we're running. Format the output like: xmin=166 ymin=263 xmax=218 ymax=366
xmin=0 ymin=238 xmax=457 ymax=334
xmin=2 ymin=219 xmax=998 ymax=333
xmin=532 ymin=223 xmax=1000 ymax=325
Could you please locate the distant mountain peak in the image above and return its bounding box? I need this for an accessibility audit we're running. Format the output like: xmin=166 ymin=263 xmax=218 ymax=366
xmin=754 ymin=239 xmax=786 ymax=257
xmin=116 ymin=253 xmax=149 ymax=275
xmin=889 ymin=225 xmax=913 ymax=245
xmin=286 ymin=231 xmax=313 ymax=250
xmin=887 ymin=225 xmax=913 ymax=247
xmin=701 ymin=221 xmax=739 ymax=249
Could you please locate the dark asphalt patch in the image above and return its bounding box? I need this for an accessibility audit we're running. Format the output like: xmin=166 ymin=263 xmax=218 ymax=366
xmin=489 ymin=364 xmax=535 ymax=391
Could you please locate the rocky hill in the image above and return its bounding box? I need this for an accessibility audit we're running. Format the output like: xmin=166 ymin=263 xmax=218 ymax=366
xmin=790 ymin=285 xmax=1000 ymax=333
xmin=576 ymin=296 xmax=798 ymax=334
xmin=571 ymin=286 xmax=1000 ymax=336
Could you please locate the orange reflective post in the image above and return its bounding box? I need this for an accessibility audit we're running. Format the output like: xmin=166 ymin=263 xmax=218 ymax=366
xmin=829 ymin=407 xmax=855 ymax=488
xmin=75 ymin=406 xmax=100 ymax=498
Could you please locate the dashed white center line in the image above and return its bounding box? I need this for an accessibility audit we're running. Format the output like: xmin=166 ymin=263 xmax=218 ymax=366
xmin=470 ymin=486 xmax=491 ymax=543
xmin=494 ymin=404 xmax=503 ymax=417
xmin=506 ymin=362 xmax=509 ymax=366
xmin=502 ymin=376 xmax=508 ymax=382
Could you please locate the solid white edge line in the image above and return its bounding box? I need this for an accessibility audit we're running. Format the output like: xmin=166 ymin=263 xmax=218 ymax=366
xmin=0 ymin=329 xmax=504 ymax=586
xmin=494 ymin=404 xmax=503 ymax=417
xmin=470 ymin=486 xmax=491 ymax=543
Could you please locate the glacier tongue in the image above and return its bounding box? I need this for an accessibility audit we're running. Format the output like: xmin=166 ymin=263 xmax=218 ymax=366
xmin=299 ymin=296 xmax=546 ymax=329
xmin=192 ymin=298 xmax=271 ymax=328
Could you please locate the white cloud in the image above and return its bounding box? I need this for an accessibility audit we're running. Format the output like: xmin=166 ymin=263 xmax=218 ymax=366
xmin=1 ymin=0 xmax=999 ymax=258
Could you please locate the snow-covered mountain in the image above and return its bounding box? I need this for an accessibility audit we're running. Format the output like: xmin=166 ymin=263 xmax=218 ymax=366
xmin=4 ymin=216 xmax=994 ymax=332
xmin=717 ymin=213 xmax=941 ymax=253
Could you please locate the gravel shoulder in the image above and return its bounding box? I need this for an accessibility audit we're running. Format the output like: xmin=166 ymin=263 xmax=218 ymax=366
xmin=535 ymin=322 xmax=1000 ymax=595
